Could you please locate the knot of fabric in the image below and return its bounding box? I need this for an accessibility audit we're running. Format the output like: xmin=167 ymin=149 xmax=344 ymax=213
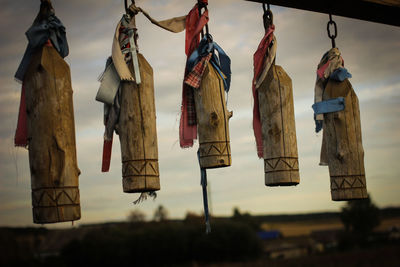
xmin=185 ymin=35 xmax=231 ymax=92
xmin=198 ymin=0 xmax=209 ymax=6
xmin=119 ymin=15 xmax=138 ymax=63
xmin=179 ymin=4 xmax=210 ymax=148
xmin=313 ymin=47 xmax=352 ymax=133
xmin=15 ymin=13 xmax=68 ymax=82
xmin=128 ymin=4 xmax=141 ymax=16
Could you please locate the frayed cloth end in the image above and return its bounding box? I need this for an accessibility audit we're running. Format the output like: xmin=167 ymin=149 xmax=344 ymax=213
xmin=14 ymin=143 xmax=28 ymax=149
xmin=133 ymin=191 xmax=157 ymax=205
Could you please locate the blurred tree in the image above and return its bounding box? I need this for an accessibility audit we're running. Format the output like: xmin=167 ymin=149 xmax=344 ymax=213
xmin=340 ymin=194 xmax=380 ymax=247
xmin=127 ymin=209 xmax=146 ymax=222
xmin=153 ymin=205 xmax=169 ymax=222
xmin=184 ymin=211 xmax=204 ymax=224
xmin=231 ymin=207 xmax=261 ymax=231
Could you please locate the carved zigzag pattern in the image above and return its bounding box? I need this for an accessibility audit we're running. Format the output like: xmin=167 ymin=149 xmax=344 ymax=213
xmin=331 ymin=175 xmax=366 ymax=190
xmin=123 ymin=160 xmax=159 ymax=177
xmin=264 ymin=157 xmax=299 ymax=172
xmin=200 ymin=142 xmax=230 ymax=157
xmin=32 ymin=187 xmax=80 ymax=207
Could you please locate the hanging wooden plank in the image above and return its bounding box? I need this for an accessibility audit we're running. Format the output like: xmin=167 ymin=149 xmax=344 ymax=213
xmin=25 ymin=45 xmax=81 ymax=224
xmin=195 ymin=62 xmax=232 ymax=169
xmin=322 ymin=79 xmax=368 ymax=201
xmin=258 ymin=64 xmax=300 ymax=186
xmin=119 ymin=53 xmax=160 ymax=193
xmin=246 ymin=0 xmax=400 ymax=27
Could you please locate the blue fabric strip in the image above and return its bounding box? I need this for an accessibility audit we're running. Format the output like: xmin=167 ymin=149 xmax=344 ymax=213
xmin=197 ymin=150 xmax=211 ymax=234
xmin=315 ymin=119 xmax=323 ymax=133
xmin=210 ymin=61 xmax=227 ymax=90
xmin=212 ymin=41 xmax=231 ymax=91
xmin=330 ymin=67 xmax=352 ymax=82
xmin=186 ymin=34 xmax=231 ymax=92
xmin=312 ymin=97 xmax=345 ymax=115
xmin=15 ymin=14 xmax=68 ymax=81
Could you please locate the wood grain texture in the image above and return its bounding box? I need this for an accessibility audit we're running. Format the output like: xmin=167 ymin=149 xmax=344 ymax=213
xmin=24 ymin=46 xmax=81 ymax=224
xmin=322 ymin=79 xmax=367 ymax=201
xmin=194 ymin=62 xmax=231 ymax=169
xmin=258 ymin=65 xmax=300 ymax=186
xmin=118 ymin=53 xmax=160 ymax=193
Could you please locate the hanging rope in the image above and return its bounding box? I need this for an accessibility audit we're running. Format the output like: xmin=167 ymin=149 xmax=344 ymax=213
xmin=327 ymin=14 xmax=337 ymax=48
xmin=197 ymin=150 xmax=211 ymax=234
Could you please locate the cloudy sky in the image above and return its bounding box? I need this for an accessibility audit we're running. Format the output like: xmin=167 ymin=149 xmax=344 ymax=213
xmin=0 ymin=0 xmax=399 ymax=228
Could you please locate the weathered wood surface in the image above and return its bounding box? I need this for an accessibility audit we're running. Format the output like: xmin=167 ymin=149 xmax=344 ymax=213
xmin=194 ymin=62 xmax=231 ymax=169
xmin=24 ymin=45 xmax=81 ymax=224
xmin=258 ymin=65 xmax=299 ymax=186
xmin=322 ymin=79 xmax=367 ymax=201
xmin=118 ymin=53 xmax=160 ymax=193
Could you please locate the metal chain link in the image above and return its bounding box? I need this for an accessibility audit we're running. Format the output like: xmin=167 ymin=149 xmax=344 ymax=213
xmin=263 ymin=3 xmax=273 ymax=30
xmin=327 ymin=14 xmax=337 ymax=48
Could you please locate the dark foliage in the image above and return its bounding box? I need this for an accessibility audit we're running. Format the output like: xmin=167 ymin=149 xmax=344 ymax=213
xmin=339 ymin=195 xmax=381 ymax=248
xmin=60 ymin=221 xmax=262 ymax=266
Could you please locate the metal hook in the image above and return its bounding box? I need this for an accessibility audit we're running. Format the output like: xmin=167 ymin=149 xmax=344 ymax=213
xmin=327 ymin=14 xmax=337 ymax=48
xmin=125 ymin=0 xmax=136 ymax=15
xmin=262 ymin=3 xmax=270 ymax=13
xmin=263 ymin=3 xmax=273 ymax=30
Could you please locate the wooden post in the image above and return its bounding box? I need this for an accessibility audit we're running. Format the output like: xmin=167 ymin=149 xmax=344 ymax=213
xmin=118 ymin=53 xmax=160 ymax=193
xmin=322 ymin=79 xmax=367 ymax=200
xmin=24 ymin=45 xmax=81 ymax=224
xmin=258 ymin=65 xmax=300 ymax=186
xmin=194 ymin=62 xmax=231 ymax=169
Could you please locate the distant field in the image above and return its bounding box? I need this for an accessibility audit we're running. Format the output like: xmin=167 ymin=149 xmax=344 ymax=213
xmin=261 ymin=217 xmax=400 ymax=237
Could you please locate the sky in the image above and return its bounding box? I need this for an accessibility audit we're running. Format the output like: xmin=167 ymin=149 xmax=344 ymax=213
xmin=0 ymin=0 xmax=399 ymax=228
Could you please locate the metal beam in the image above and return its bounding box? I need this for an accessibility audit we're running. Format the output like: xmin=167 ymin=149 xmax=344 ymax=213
xmin=245 ymin=0 xmax=400 ymax=27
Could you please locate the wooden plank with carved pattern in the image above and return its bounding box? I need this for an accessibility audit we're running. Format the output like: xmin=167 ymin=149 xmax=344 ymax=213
xmin=258 ymin=64 xmax=300 ymax=186
xmin=118 ymin=53 xmax=160 ymax=193
xmin=194 ymin=62 xmax=232 ymax=169
xmin=25 ymin=45 xmax=81 ymax=224
xmin=322 ymin=79 xmax=367 ymax=200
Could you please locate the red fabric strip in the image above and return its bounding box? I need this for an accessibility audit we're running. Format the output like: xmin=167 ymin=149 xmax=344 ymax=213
xmin=252 ymin=25 xmax=275 ymax=158
xmin=15 ymin=40 xmax=53 ymax=147
xmin=101 ymin=136 xmax=113 ymax=172
xmin=14 ymin=85 xmax=28 ymax=147
xmin=180 ymin=5 xmax=209 ymax=148
xmin=317 ymin=61 xmax=330 ymax=79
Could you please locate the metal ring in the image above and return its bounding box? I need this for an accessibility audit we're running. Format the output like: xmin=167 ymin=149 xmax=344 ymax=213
xmin=327 ymin=20 xmax=337 ymax=39
xmin=263 ymin=3 xmax=270 ymax=12
xmin=263 ymin=9 xmax=273 ymax=29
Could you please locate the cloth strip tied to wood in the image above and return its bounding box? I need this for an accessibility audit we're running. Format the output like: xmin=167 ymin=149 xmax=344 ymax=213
xmin=15 ymin=10 xmax=68 ymax=147
xmin=96 ymin=3 xmax=187 ymax=203
xmin=179 ymin=3 xmax=210 ymax=147
xmin=252 ymin=24 xmax=276 ymax=158
xmin=313 ymin=48 xmax=352 ymax=133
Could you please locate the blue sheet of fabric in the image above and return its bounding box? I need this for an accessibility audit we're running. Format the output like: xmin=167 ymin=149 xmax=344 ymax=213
xmin=15 ymin=14 xmax=69 ymax=81
xmin=187 ymin=34 xmax=231 ymax=92
xmin=197 ymin=150 xmax=211 ymax=234
xmin=330 ymin=67 xmax=352 ymax=82
xmin=312 ymin=97 xmax=345 ymax=133
xmin=312 ymin=97 xmax=345 ymax=115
